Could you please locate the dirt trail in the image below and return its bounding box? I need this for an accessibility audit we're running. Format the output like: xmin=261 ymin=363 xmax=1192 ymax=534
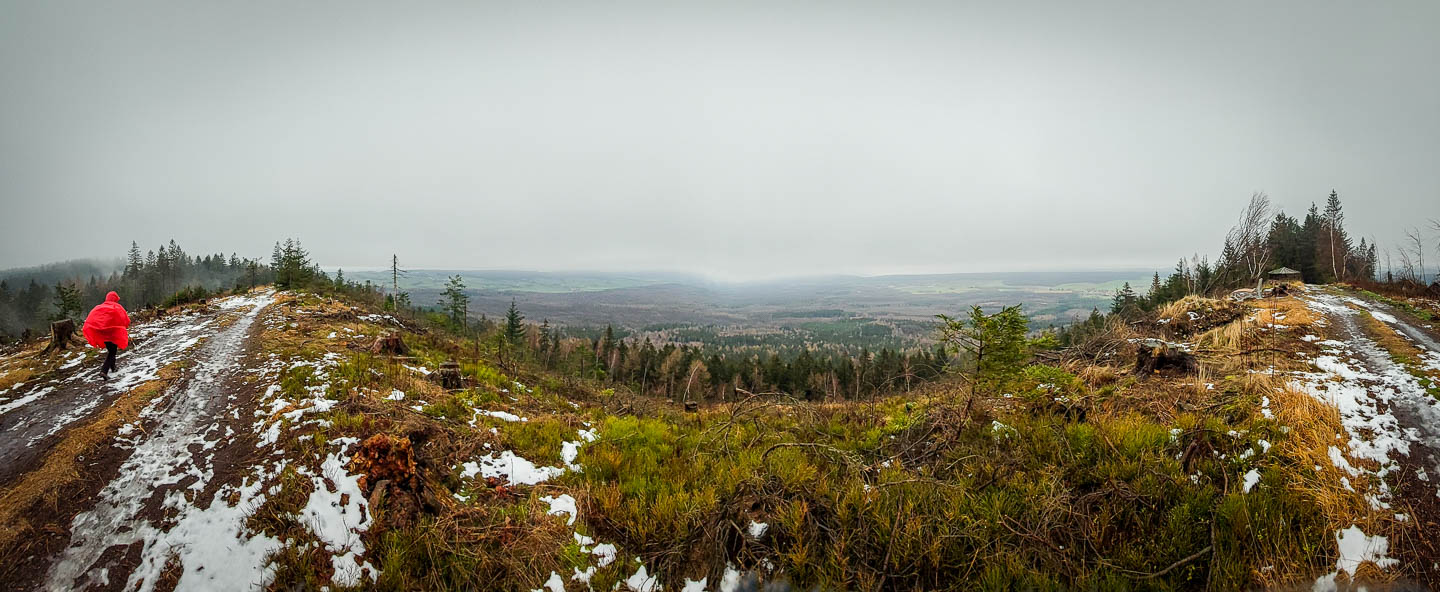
xmin=43 ymin=291 xmax=276 ymax=591
xmin=1302 ymin=288 xmax=1440 ymax=585
xmin=0 ymin=292 xmax=277 ymax=592
xmin=1312 ymin=290 xmax=1440 ymax=472
xmin=0 ymin=310 xmax=225 ymax=486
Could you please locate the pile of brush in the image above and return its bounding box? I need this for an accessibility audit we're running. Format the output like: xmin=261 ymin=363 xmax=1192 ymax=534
xmin=1154 ymin=295 xmax=1245 ymax=338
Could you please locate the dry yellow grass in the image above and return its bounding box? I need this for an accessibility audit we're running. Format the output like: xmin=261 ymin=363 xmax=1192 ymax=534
xmin=1156 ymin=295 xmax=1211 ymax=320
xmin=1075 ymin=364 xmax=1121 ymax=387
xmin=1252 ymin=296 xmax=1319 ymax=328
xmin=0 ymin=367 xmax=35 ymax=393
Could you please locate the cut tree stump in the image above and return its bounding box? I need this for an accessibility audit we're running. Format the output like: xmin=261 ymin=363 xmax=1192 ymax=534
xmin=370 ymin=332 xmax=408 ymax=356
xmin=43 ymin=319 xmax=81 ymax=353
xmin=1134 ymin=339 xmax=1198 ymax=376
xmin=433 ymin=361 xmax=462 ymax=390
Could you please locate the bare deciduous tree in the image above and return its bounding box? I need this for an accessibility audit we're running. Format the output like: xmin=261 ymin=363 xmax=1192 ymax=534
xmin=1224 ymin=192 xmax=1273 ymax=285
xmin=1405 ymin=227 xmax=1427 ymax=284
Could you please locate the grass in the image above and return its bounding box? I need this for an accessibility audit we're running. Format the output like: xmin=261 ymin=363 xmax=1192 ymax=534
xmin=177 ymin=288 xmax=1412 ymax=590
xmin=1355 ymin=311 xmax=1440 ymax=401
xmin=0 ymin=368 xmax=178 ymax=554
xmin=1356 ymin=289 xmax=1438 ymax=322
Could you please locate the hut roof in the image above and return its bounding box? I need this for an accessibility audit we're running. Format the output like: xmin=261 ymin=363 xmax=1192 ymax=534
xmin=1268 ymin=267 xmax=1301 ymax=276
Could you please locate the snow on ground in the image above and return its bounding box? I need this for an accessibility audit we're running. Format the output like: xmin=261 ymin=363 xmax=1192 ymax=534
xmin=0 ymin=386 xmax=52 ymax=415
xmin=1312 ymin=526 xmax=1400 ymax=591
xmin=296 ymin=438 xmax=377 ymax=586
xmin=1292 ymin=294 xmax=1440 ymax=493
xmin=1297 ymin=291 xmax=1440 ymax=584
xmin=46 ymin=291 xmax=278 ymax=591
xmin=1242 ymin=469 xmax=1262 ymax=493
xmin=1 ymin=304 xmax=228 ymax=453
xmin=123 ymin=463 xmax=285 ymax=592
xmin=627 ymin=563 xmax=661 ymax=592
xmin=475 ymin=409 xmax=525 ymax=423
xmin=461 ymin=451 xmax=566 ymax=485
xmin=467 ymin=407 xmax=678 ymax=591
xmin=41 ymin=291 xmax=390 ymax=590
xmin=541 ymin=494 xmax=578 ymax=526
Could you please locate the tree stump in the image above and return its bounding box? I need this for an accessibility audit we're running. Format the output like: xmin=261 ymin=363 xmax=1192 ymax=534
xmin=1134 ymin=339 xmax=1198 ymax=376
xmin=434 ymin=361 xmax=462 ymax=390
xmin=370 ymin=331 xmax=408 ymax=356
xmin=43 ymin=319 xmax=80 ymax=353
xmin=683 ymin=400 xmax=699 ymax=413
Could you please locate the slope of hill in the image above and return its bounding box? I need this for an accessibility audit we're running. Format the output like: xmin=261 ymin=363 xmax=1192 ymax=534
xmin=1 ymin=284 xmax=1438 ymax=590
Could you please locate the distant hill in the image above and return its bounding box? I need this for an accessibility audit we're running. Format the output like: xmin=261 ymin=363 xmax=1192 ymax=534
xmin=343 ymin=268 xmax=1155 ymax=344
xmin=0 ymin=259 xmax=122 ymax=286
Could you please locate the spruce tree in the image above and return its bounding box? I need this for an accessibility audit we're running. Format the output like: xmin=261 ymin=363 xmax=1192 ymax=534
xmin=503 ymin=299 xmax=526 ymax=345
xmin=439 ymin=275 xmax=468 ymax=328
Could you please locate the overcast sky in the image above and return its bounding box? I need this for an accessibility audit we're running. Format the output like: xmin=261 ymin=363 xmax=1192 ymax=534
xmin=2 ymin=1 xmax=1437 ymax=280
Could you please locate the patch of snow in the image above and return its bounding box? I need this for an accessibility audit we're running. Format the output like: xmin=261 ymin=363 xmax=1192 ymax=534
xmin=1242 ymin=469 xmax=1262 ymax=493
xmin=386 ymin=389 xmax=405 ymax=401
xmin=0 ymin=386 xmax=53 ymax=416
xmin=476 ymin=409 xmax=524 ymax=423
xmin=297 ymin=447 xmax=377 ymax=587
xmin=682 ymin=577 xmax=708 ymax=592
xmin=541 ymin=494 xmax=578 ymax=526
xmin=460 ymin=451 xmax=565 ymax=486
xmin=1310 ymin=526 xmax=1398 ymax=589
xmin=627 ymin=564 xmax=661 ymax=592
xmin=535 ymin=571 xmax=566 ymax=592
xmin=591 ymin=543 xmax=618 ymax=567
xmin=719 ymin=565 xmax=743 ymax=592
xmin=747 ymin=520 xmax=769 ymax=538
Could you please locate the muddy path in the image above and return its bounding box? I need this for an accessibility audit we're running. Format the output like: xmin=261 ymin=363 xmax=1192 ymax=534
xmin=1304 ymin=288 xmax=1440 ymax=586
xmin=0 ymin=292 xmax=277 ymax=592
xmin=0 ymin=308 xmax=223 ymax=486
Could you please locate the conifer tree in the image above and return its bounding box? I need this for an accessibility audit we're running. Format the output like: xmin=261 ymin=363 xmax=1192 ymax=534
xmin=439 ymin=275 xmax=468 ymax=328
xmin=504 ymin=299 xmax=526 ymax=345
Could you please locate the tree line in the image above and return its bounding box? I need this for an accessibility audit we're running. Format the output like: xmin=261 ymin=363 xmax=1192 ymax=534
xmin=1060 ymin=190 xmax=1435 ymax=345
xmin=0 ymin=239 xmax=389 ymax=342
xmin=423 ymin=274 xmax=954 ymax=402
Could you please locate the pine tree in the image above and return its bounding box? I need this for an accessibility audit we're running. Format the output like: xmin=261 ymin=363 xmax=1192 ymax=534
xmin=1319 ymin=191 xmax=1351 ymax=282
xmin=1110 ymin=282 xmax=1140 ymax=316
xmin=439 ymin=275 xmax=468 ymax=328
xmin=52 ymin=283 xmax=82 ymax=321
xmin=1300 ymin=204 xmax=1323 ymax=282
xmin=1146 ymin=273 xmax=1162 ymax=309
xmin=938 ymin=305 xmax=1029 ymax=415
xmin=125 ymin=242 xmax=144 ymax=278
xmin=503 ymin=299 xmax=526 ymax=345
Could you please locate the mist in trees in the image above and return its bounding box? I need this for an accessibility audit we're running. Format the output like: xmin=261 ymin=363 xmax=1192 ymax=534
xmin=0 ymin=238 xmax=387 ymax=342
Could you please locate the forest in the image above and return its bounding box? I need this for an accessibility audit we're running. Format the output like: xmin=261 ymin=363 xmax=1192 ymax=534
xmin=0 ymin=239 xmax=381 ymax=340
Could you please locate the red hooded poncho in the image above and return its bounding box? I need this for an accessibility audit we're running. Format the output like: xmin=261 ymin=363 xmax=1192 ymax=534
xmin=83 ymin=291 xmax=132 ymax=349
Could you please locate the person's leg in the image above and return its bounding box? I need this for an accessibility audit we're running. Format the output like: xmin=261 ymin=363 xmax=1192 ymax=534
xmin=101 ymin=342 xmax=117 ymax=377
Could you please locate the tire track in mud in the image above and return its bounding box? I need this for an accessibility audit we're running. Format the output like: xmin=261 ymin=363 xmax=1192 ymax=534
xmin=0 ymin=309 xmax=222 ymax=486
xmin=0 ymin=292 xmax=277 ymax=592
xmin=1302 ymin=289 xmax=1440 ymax=587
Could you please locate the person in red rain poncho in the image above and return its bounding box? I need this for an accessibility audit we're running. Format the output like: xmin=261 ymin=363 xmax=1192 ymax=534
xmin=83 ymin=291 xmax=131 ymax=380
